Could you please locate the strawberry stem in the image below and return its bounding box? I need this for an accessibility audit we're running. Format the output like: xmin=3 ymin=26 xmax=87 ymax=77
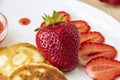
xmin=43 ymin=10 xmax=65 ymax=26
xmin=34 ymin=27 xmax=40 ymax=32
xmin=35 ymin=10 xmax=66 ymax=32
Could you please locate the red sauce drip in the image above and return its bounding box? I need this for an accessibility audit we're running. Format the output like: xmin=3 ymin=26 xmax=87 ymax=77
xmin=19 ymin=17 xmax=31 ymax=25
xmin=0 ymin=21 xmax=4 ymax=33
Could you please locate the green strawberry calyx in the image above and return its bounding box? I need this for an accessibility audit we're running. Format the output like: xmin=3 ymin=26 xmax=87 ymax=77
xmin=35 ymin=11 xmax=65 ymax=31
xmin=43 ymin=10 xmax=65 ymax=26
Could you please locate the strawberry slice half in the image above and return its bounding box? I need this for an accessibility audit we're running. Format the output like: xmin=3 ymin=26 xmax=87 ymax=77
xmin=40 ymin=22 xmax=46 ymax=28
xmin=80 ymin=31 xmax=105 ymax=44
xmin=86 ymin=57 xmax=120 ymax=80
xmin=79 ymin=42 xmax=117 ymax=66
xmin=70 ymin=20 xmax=90 ymax=33
xmin=57 ymin=11 xmax=70 ymax=22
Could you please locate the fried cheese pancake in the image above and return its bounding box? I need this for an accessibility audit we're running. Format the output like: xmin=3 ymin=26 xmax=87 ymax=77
xmin=0 ymin=73 xmax=9 ymax=80
xmin=9 ymin=63 xmax=67 ymax=80
xmin=0 ymin=42 xmax=46 ymax=76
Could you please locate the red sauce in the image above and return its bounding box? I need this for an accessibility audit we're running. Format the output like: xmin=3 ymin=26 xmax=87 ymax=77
xmin=0 ymin=21 xmax=4 ymax=33
xmin=19 ymin=17 xmax=31 ymax=26
xmin=0 ymin=21 xmax=6 ymax=43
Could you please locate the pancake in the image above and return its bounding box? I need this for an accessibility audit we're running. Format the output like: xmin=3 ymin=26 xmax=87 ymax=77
xmin=9 ymin=63 xmax=67 ymax=80
xmin=0 ymin=42 xmax=46 ymax=76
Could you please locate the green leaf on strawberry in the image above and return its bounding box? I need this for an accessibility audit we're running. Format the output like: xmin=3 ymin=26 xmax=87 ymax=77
xmin=35 ymin=11 xmax=66 ymax=31
xmin=42 ymin=11 xmax=65 ymax=27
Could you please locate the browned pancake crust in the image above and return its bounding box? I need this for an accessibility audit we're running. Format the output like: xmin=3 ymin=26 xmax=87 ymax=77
xmin=0 ymin=73 xmax=9 ymax=80
xmin=9 ymin=63 xmax=67 ymax=80
xmin=0 ymin=42 xmax=47 ymax=76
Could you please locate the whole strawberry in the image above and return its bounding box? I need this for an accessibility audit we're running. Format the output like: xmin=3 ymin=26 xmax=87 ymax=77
xmin=99 ymin=0 xmax=120 ymax=6
xmin=35 ymin=11 xmax=80 ymax=71
xmin=99 ymin=0 xmax=107 ymax=2
xmin=109 ymin=0 xmax=120 ymax=6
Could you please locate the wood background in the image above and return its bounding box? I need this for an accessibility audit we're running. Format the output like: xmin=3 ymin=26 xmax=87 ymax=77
xmin=80 ymin=0 xmax=120 ymax=22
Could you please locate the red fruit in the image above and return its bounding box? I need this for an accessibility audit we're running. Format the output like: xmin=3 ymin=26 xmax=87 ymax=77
xmin=99 ymin=0 xmax=108 ymax=2
xmin=57 ymin=11 xmax=70 ymax=22
xmin=70 ymin=20 xmax=90 ymax=33
xmin=99 ymin=0 xmax=120 ymax=6
xmin=86 ymin=57 xmax=120 ymax=80
xmin=79 ymin=42 xmax=117 ymax=66
xmin=109 ymin=0 xmax=120 ymax=6
xmin=99 ymin=0 xmax=105 ymax=2
xmin=80 ymin=31 xmax=105 ymax=44
xmin=36 ymin=11 xmax=80 ymax=71
xmin=40 ymin=22 xmax=46 ymax=28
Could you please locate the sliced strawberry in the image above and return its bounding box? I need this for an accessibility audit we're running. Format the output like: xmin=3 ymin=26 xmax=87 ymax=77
xmin=40 ymin=22 xmax=46 ymax=28
xmin=86 ymin=57 xmax=120 ymax=80
xmin=80 ymin=31 xmax=105 ymax=44
xmin=70 ymin=20 xmax=90 ymax=33
xmin=79 ymin=42 xmax=117 ymax=66
xmin=57 ymin=11 xmax=70 ymax=22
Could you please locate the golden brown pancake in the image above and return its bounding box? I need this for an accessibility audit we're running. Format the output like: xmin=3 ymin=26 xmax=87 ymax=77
xmin=9 ymin=63 xmax=67 ymax=80
xmin=0 ymin=73 xmax=9 ymax=80
xmin=0 ymin=42 xmax=46 ymax=76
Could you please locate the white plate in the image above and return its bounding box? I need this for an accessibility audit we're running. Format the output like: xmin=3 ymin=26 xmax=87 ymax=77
xmin=0 ymin=0 xmax=120 ymax=80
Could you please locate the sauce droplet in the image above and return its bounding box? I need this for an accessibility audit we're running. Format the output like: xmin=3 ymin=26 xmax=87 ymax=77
xmin=0 ymin=21 xmax=4 ymax=33
xmin=19 ymin=17 xmax=31 ymax=26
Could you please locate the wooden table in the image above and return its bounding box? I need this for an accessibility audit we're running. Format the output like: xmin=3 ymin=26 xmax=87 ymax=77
xmin=80 ymin=0 xmax=120 ymax=22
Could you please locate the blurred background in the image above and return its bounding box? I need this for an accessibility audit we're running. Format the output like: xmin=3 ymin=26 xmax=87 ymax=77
xmin=80 ymin=0 xmax=120 ymax=22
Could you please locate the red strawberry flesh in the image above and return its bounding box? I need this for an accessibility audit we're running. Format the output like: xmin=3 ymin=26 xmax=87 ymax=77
xmin=70 ymin=20 xmax=90 ymax=33
xmin=86 ymin=57 xmax=120 ymax=80
xmin=36 ymin=23 xmax=80 ymax=71
xmin=57 ymin=11 xmax=70 ymax=22
xmin=40 ymin=22 xmax=46 ymax=28
xmin=79 ymin=42 xmax=117 ymax=66
xmin=80 ymin=31 xmax=105 ymax=44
